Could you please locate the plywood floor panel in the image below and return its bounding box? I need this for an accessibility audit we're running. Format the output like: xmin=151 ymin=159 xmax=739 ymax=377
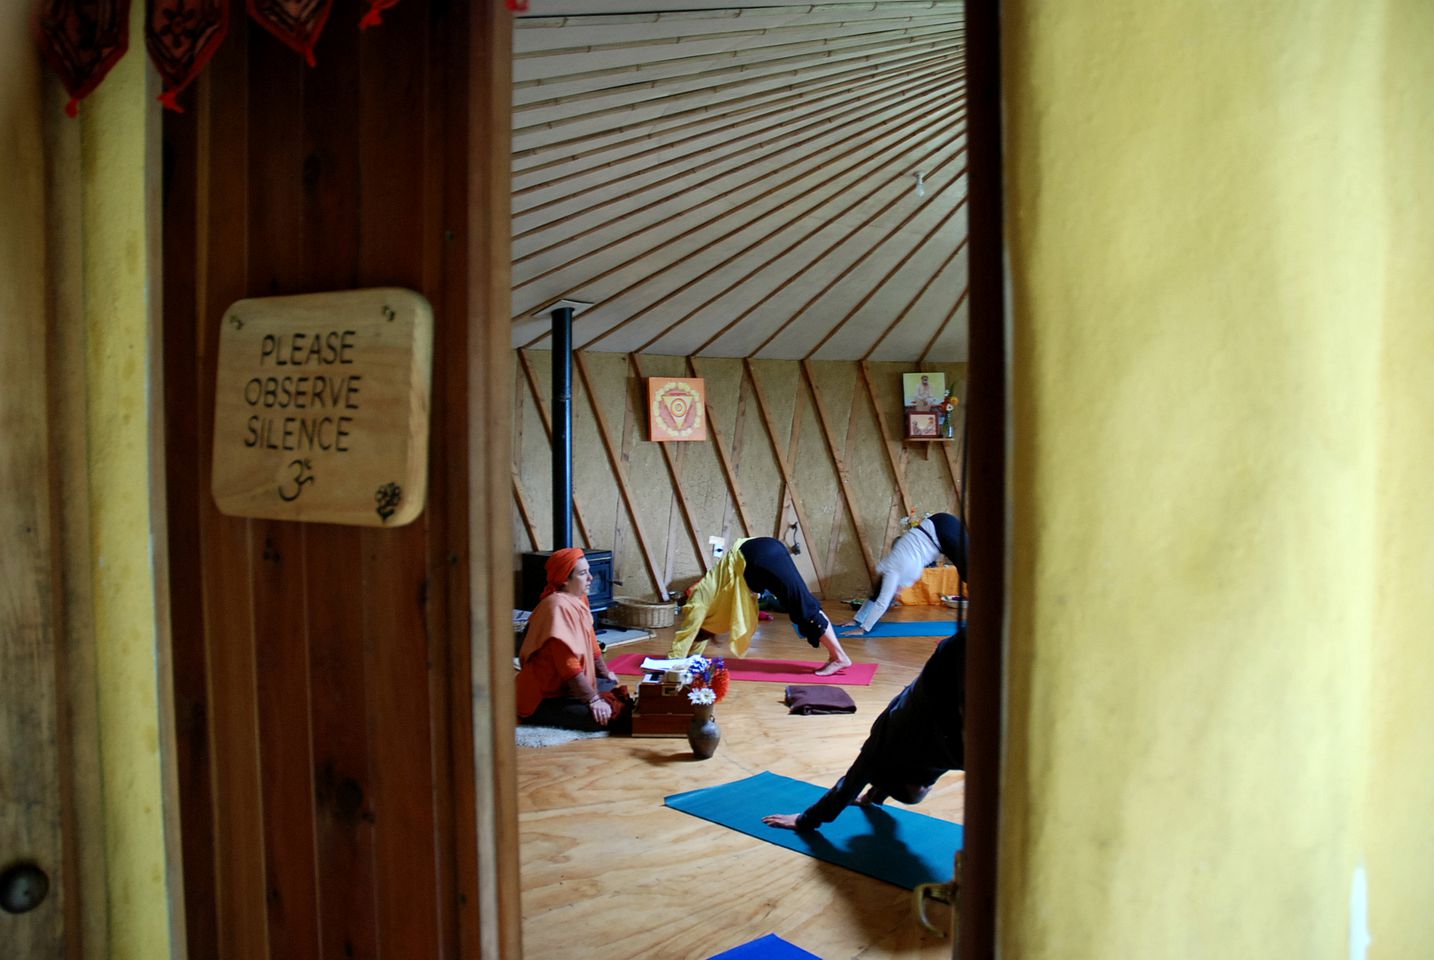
xmin=518 ymin=608 xmax=963 ymax=959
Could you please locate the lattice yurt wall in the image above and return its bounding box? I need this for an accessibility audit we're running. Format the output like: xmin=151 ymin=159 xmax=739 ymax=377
xmin=512 ymin=351 xmax=966 ymax=603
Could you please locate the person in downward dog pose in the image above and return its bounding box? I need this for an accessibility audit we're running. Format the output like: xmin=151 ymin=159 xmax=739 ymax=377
xmin=846 ymin=512 xmax=968 ymax=634
xmin=668 ymin=536 xmax=853 ymax=677
xmin=763 ymin=627 xmax=965 ymax=831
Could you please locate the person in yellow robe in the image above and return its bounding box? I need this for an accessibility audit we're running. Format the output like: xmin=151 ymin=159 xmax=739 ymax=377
xmin=669 ymin=536 xmax=853 ymax=676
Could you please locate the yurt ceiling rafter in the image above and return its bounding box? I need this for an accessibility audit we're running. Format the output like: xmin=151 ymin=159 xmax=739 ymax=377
xmin=512 ymin=0 xmax=969 ymax=362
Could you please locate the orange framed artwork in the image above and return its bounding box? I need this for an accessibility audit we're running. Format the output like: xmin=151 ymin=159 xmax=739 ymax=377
xmin=647 ymin=377 xmax=707 ymax=442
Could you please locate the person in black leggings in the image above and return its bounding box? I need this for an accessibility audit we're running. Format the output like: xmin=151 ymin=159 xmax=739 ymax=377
xmin=763 ymin=627 xmax=964 ymax=830
xmin=669 ymin=536 xmax=853 ymax=676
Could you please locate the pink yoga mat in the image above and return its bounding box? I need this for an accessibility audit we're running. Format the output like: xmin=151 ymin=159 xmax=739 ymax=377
xmin=605 ymin=652 xmax=877 ymax=686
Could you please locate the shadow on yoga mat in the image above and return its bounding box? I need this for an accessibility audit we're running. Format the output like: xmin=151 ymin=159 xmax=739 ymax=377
xmin=832 ymin=620 xmax=959 ymax=638
xmin=665 ymin=771 xmax=963 ymax=891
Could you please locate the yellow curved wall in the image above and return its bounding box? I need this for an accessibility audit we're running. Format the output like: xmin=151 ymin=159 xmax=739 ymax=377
xmin=1365 ymin=7 xmax=1434 ymax=958
xmin=1001 ymin=2 xmax=1432 ymax=956
xmin=78 ymin=27 xmax=178 ymax=960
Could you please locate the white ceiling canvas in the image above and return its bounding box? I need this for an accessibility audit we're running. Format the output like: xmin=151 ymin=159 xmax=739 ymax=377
xmin=511 ymin=0 xmax=969 ymax=361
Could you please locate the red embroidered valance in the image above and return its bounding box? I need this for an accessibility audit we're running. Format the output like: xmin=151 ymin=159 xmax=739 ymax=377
xmin=146 ymin=0 xmax=230 ymax=112
xmin=35 ymin=0 xmax=132 ymax=117
xmin=35 ymin=0 xmax=535 ymax=115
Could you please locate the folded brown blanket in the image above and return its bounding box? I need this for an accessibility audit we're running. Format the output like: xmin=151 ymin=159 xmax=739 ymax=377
xmin=784 ymin=685 xmax=857 ymax=715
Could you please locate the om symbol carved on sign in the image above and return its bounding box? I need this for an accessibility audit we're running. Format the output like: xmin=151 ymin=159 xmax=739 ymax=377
xmin=278 ymin=459 xmax=315 ymax=502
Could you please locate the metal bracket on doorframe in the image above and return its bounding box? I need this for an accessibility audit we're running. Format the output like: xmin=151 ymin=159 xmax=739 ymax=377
xmin=915 ymin=880 xmax=958 ymax=939
xmin=914 ymin=849 xmax=961 ymax=940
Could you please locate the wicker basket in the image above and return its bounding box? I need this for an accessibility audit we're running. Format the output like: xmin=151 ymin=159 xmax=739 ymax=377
xmin=608 ymin=596 xmax=677 ymax=629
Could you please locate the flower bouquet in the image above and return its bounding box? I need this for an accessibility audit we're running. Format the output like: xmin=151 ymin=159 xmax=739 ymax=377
xmin=682 ymin=655 xmax=729 ymax=704
xmin=939 ymin=390 xmax=956 ymax=438
xmin=899 ymin=510 xmax=934 ymax=531
xmin=683 ymin=656 xmax=727 ymax=758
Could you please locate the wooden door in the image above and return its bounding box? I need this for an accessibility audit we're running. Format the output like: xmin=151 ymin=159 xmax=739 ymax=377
xmin=958 ymin=1 xmax=1004 ymax=957
xmin=0 ymin=59 xmax=65 ymax=952
xmin=161 ymin=3 xmax=517 ymax=957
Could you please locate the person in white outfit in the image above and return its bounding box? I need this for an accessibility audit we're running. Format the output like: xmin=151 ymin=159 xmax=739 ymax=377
xmin=847 ymin=513 xmax=968 ymax=633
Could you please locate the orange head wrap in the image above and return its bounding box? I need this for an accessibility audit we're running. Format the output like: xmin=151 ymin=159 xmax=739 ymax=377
xmin=540 ymin=547 xmax=588 ymax=603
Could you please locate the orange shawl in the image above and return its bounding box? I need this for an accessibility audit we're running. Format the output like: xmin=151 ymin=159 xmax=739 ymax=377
xmin=518 ymin=590 xmax=599 ymax=691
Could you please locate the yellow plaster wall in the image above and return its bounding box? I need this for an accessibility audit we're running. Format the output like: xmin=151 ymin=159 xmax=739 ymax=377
xmin=1365 ymin=6 xmax=1434 ymax=956
xmin=1001 ymin=2 xmax=1431 ymax=956
xmin=79 ymin=43 xmax=178 ymax=957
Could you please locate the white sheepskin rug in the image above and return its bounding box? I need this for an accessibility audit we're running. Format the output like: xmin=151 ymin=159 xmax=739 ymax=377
xmin=515 ymin=725 xmax=609 ymax=749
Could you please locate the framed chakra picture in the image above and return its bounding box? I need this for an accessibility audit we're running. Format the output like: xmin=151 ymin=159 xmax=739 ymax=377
xmin=648 ymin=377 xmax=707 ymax=442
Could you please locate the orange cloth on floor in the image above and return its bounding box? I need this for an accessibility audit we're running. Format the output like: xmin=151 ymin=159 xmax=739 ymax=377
xmin=515 ymin=639 xmax=586 ymax=718
xmin=516 ymin=591 xmax=600 ymax=718
xmin=896 ymin=565 xmax=966 ymax=605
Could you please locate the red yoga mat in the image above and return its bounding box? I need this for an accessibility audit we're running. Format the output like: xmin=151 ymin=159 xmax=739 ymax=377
xmin=605 ymin=652 xmax=877 ymax=686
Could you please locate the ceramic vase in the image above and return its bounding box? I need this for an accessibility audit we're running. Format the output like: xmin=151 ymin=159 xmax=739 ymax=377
xmin=687 ymin=702 xmax=721 ymax=759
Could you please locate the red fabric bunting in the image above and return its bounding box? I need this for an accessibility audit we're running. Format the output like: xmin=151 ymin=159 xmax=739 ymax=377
xmin=357 ymin=0 xmax=400 ymax=31
xmin=247 ymin=0 xmax=333 ymax=66
xmin=34 ymin=0 xmax=134 ymax=117
xmin=146 ymin=0 xmax=230 ymax=112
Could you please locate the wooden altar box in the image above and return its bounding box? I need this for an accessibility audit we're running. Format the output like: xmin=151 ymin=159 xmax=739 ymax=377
xmin=631 ymin=673 xmax=695 ymax=738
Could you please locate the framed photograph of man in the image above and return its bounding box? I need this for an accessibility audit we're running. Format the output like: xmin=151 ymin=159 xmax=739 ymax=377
xmin=902 ymin=371 xmax=945 ymax=413
xmin=905 ymin=410 xmax=940 ymax=439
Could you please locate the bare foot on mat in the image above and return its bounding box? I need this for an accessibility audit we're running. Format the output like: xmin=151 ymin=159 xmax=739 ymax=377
xmin=814 ymin=658 xmax=851 ymax=677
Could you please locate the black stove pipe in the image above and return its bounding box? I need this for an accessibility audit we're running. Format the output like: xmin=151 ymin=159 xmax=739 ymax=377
xmin=551 ymin=305 xmax=574 ymax=551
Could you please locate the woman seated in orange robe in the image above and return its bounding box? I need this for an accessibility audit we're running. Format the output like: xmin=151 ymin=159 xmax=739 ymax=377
xmin=516 ymin=547 xmax=631 ymax=732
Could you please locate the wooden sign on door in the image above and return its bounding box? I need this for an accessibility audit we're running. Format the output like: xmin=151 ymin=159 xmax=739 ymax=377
xmin=211 ymin=288 xmax=433 ymax=526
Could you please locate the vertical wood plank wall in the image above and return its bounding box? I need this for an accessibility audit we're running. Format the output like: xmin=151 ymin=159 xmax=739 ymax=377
xmin=2 ymin=19 xmax=65 ymax=954
xmin=513 ymin=352 xmax=967 ymax=602
xmin=161 ymin=4 xmax=488 ymax=958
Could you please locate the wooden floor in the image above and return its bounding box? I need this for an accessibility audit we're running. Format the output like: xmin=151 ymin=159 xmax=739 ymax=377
xmin=517 ymin=606 xmax=963 ymax=960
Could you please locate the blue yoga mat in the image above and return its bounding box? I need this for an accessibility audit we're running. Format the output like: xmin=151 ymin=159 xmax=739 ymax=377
xmin=665 ymin=771 xmax=963 ymax=891
xmin=824 ymin=620 xmax=958 ymax=638
xmin=705 ymin=933 xmax=823 ymax=960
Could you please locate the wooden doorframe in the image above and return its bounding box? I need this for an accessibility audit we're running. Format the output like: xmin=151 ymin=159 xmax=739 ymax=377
xmin=959 ymin=1 xmax=1006 ymax=957
xmin=467 ymin=4 xmax=523 ymax=957
xmin=483 ymin=4 xmax=1004 ymax=955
